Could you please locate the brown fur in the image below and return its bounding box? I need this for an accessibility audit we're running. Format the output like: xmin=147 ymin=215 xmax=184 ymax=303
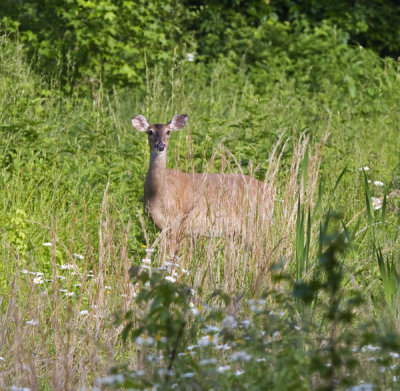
xmin=132 ymin=114 xmax=268 ymax=254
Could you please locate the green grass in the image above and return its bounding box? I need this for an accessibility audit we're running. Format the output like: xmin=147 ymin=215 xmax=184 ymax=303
xmin=0 ymin=34 xmax=400 ymax=390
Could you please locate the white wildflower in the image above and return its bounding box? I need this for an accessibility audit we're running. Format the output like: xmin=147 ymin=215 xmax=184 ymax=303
xmin=373 ymin=181 xmax=384 ymax=187
xmin=33 ymin=276 xmax=43 ymax=285
xmin=135 ymin=335 xmax=155 ymax=346
xmin=361 ymin=344 xmax=380 ymax=352
xmin=198 ymin=334 xmax=219 ymax=347
xmin=371 ymin=197 xmax=383 ymax=210
xmin=185 ymin=52 xmax=196 ymax=62
xmin=181 ymin=372 xmax=195 ymax=378
xmin=165 ymin=276 xmax=176 ymax=283
xmin=191 ymin=304 xmax=203 ymax=316
xmin=231 ymin=351 xmax=252 ymax=362
xmin=269 ymin=310 xmax=285 ymax=317
xmin=26 ymin=319 xmax=38 ymax=326
xmin=345 ymin=385 xmax=374 ymax=391
xmin=95 ymin=374 xmax=125 ymax=386
xmin=222 ymin=315 xmax=238 ymax=329
xmin=157 ymin=368 xmax=173 ymax=377
xmin=235 ymin=369 xmax=244 ymax=376
xmin=129 ymin=370 xmax=144 ymax=378
xmin=249 ymin=299 xmax=266 ymax=310
xmin=155 ymin=335 xmax=168 ymax=343
xmin=161 ymin=261 xmax=174 ymax=271
xmin=204 ymin=325 xmax=220 ymax=334
xmin=217 ymin=365 xmax=231 ymax=373
xmin=60 ymin=264 xmax=74 ymax=270
xmin=390 ymin=352 xmax=400 ymax=358
xmin=241 ymin=320 xmax=251 ymax=328
xmin=199 ymin=358 xmax=217 ymax=365
xmin=42 ymin=242 xmax=53 ymax=247
xmin=79 ymin=310 xmax=89 ymax=315
xmin=141 ymin=258 xmax=151 ymax=265
xmin=147 ymin=354 xmax=163 ymax=363
xmin=21 ymin=269 xmax=29 ymax=274
xmin=181 ymin=268 xmax=189 ymax=275
xmin=357 ymin=166 xmax=370 ymax=172
xmin=140 ymin=264 xmax=151 ymax=272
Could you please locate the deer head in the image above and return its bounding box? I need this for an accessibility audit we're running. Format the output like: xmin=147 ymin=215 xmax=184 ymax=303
xmin=131 ymin=114 xmax=188 ymax=153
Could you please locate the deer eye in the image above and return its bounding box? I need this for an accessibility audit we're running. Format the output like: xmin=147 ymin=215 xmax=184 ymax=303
xmin=166 ymin=130 xmax=171 ymax=135
xmin=147 ymin=130 xmax=154 ymax=136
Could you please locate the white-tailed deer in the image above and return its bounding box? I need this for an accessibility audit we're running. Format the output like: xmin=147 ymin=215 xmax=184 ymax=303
xmin=132 ymin=114 xmax=269 ymax=255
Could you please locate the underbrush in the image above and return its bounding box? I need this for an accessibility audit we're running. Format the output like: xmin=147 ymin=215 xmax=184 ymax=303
xmin=0 ymin=34 xmax=399 ymax=390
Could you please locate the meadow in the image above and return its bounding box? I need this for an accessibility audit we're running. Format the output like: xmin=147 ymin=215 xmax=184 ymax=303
xmin=0 ymin=31 xmax=400 ymax=390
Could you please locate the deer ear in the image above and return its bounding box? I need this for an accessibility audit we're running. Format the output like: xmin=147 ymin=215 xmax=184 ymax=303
xmin=131 ymin=115 xmax=149 ymax=131
xmin=168 ymin=114 xmax=188 ymax=131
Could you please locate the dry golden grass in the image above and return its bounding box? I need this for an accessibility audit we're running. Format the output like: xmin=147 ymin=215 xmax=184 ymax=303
xmin=0 ymin=131 xmax=328 ymax=389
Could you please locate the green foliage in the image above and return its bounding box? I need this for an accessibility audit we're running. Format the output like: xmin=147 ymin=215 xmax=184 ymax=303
xmin=0 ymin=0 xmax=192 ymax=89
xmin=295 ymin=198 xmax=311 ymax=281
xmin=122 ymin=267 xmax=192 ymax=361
xmin=271 ymin=0 xmax=400 ymax=57
xmin=115 ymin=261 xmax=312 ymax=390
xmin=2 ymin=0 xmax=399 ymax=90
xmin=375 ymin=245 xmax=399 ymax=308
xmin=112 ymin=214 xmax=400 ymax=390
xmin=294 ymin=212 xmax=359 ymax=390
xmin=1 ymin=32 xmax=400 ymax=389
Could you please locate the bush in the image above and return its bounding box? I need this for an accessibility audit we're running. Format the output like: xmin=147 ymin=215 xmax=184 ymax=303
xmin=0 ymin=0 xmax=192 ymax=89
xmin=2 ymin=0 xmax=398 ymax=91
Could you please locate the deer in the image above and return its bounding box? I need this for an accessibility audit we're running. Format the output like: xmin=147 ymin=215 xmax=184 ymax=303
xmin=132 ymin=114 xmax=270 ymax=256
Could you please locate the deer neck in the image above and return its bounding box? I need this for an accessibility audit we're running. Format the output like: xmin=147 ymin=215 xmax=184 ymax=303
xmin=145 ymin=150 xmax=168 ymax=198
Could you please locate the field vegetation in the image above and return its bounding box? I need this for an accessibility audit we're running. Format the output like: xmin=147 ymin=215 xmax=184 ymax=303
xmin=0 ymin=1 xmax=400 ymax=390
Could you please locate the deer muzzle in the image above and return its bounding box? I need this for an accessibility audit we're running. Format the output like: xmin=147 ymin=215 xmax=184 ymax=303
xmin=155 ymin=142 xmax=166 ymax=152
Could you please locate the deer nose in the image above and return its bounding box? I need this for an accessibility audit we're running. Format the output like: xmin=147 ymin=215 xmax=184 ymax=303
xmin=155 ymin=142 xmax=166 ymax=152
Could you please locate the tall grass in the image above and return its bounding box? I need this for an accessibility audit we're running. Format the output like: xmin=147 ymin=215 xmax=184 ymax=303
xmin=142 ymin=130 xmax=325 ymax=296
xmin=0 ymin=34 xmax=400 ymax=389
